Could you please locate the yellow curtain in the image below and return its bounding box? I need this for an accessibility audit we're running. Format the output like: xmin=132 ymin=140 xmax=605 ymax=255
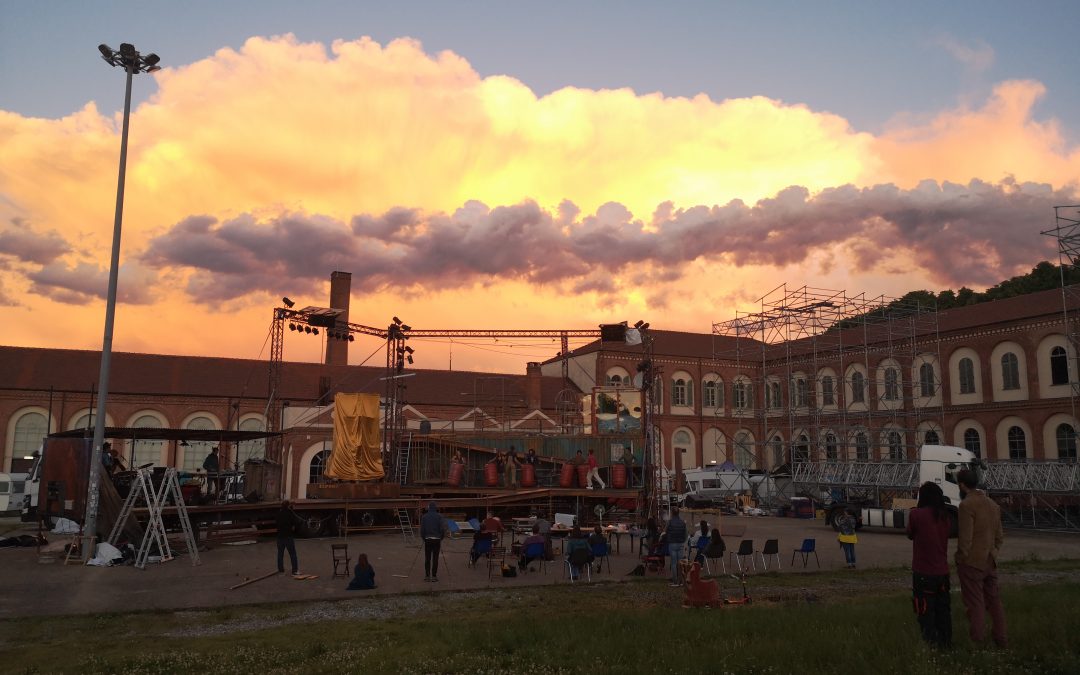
xmin=327 ymin=392 xmax=384 ymax=481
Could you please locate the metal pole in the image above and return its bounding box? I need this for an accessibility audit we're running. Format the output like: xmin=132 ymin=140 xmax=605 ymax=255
xmin=84 ymin=60 xmax=135 ymax=551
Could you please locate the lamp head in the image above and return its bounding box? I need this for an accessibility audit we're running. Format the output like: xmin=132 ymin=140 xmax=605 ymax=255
xmin=143 ymin=53 xmax=160 ymax=66
xmin=281 ymin=296 xmax=295 ymax=308
xmin=119 ymin=43 xmax=136 ymax=58
xmin=98 ymin=44 xmax=113 ymax=58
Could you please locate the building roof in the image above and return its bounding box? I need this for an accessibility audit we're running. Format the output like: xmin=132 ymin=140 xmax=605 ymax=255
xmin=0 ymin=346 xmax=569 ymax=408
xmin=546 ymin=330 xmax=755 ymax=364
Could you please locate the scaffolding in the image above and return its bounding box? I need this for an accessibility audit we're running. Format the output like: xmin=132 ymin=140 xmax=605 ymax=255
xmin=1044 ymin=205 xmax=1080 ymax=419
xmin=712 ymin=284 xmax=943 ymax=506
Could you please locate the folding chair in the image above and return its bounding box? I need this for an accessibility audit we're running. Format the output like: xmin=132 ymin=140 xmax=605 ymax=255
xmin=703 ymin=537 xmax=726 ymax=575
xmin=565 ymin=547 xmax=592 ymax=583
xmin=759 ymin=539 xmax=780 ymax=570
xmin=468 ymin=533 xmax=493 ymax=568
xmin=522 ymin=541 xmax=547 ymax=574
xmin=791 ymin=538 xmax=820 ymax=568
xmin=729 ymin=539 xmax=756 ymax=572
xmin=331 ymin=543 xmax=350 ymax=578
xmin=487 ymin=546 xmax=507 ymax=581
xmin=590 ymin=541 xmax=611 ymax=573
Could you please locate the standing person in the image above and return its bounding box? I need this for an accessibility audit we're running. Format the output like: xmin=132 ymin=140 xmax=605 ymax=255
xmin=836 ymin=510 xmax=858 ymax=569
xmin=956 ymin=469 xmax=1007 ymax=648
xmin=907 ymin=481 xmax=953 ymax=648
xmin=505 ymin=446 xmax=520 ymax=489
xmin=585 ymin=448 xmax=606 ymax=490
xmin=494 ymin=451 xmax=507 ymax=486
xmin=419 ymin=501 xmax=448 ymax=582
xmin=524 ymin=448 xmax=539 ymax=466
xmin=202 ymin=447 xmax=220 ymax=498
xmin=622 ymin=445 xmax=635 ymax=487
xmin=665 ymin=507 xmax=688 ymax=586
xmin=275 ymin=500 xmax=300 ymax=576
xmin=346 ymin=553 xmax=376 ymax=590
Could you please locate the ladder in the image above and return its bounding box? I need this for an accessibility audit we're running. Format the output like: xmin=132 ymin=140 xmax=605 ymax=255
xmin=396 ymin=433 xmax=413 ymax=485
xmin=395 ymin=507 xmax=415 ymax=546
xmin=109 ymin=467 xmax=201 ymax=568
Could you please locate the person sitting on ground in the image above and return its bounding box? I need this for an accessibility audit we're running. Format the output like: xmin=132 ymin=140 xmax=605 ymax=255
xmin=346 ymin=553 xmax=376 ymax=590
xmin=518 ymin=525 xmax=546 ymax=570
xmin=564 ymin=525 xmax=593 ymax=580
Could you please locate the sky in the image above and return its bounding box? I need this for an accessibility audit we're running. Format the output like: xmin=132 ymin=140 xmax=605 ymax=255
xmin=2 ymin=1 xmax=1080 ymax=375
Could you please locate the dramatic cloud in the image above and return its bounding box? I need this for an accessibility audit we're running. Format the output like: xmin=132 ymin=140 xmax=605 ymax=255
xmin=1 ymin=34 xmax=1079 ymax=368
xmin=140 ymin=178 xmax=1072 ymax=303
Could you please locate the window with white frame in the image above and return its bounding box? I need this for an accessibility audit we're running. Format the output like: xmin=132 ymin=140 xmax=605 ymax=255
xmin=606 ymin=374 xmax=625 ymax=386
xmin=919 ymin=363 xmax=935 ymax=397
xmin=825 ymin=432 xmax=838 ymax=460
xmin=770 ymin=436 xmax=785 ymax=466
xmin=1007 ymin=426 xmax=1026 ymax=460
xmin=310 ymin=447 xmax=330 ymax=484
xmin=959 ymin=358 xmax=976 ymax=394
xmin=796 ymin=379 xmax=809 ymax=407
xmin=13 ymin=412 xmax=48 ymax=459
xmin=1051 ymin=346 xmax=1069 ymax=386
xmin=855 ymin=432 xmax=869 ymax=461
xmin=733 ymin=381 xmax=747 ymax=410
xmin=672 ymin=378 xmax=689 ymax=407
xmin=183 ymin=416 xmax=216 ymax=472
xmin=821 ymin=376 xmax=835 ymax=405
xmin=734 ymin=433 xmax=753 ymax=468
xmin=236 ymin=418 xmax=267 ymax=465
xmin=130 ymin=415 xmax=165 ymax=468
xmin=1056 ymin=423 xmax=1077 ymax=461
xmin=793 ymin=435 xmax=810 ymax=463
xmin=884 ymin=368 xmax=900 ymax=401
xmin=851 ymin=372 xmax=866 ymax=403
xmin=924 ymin=429 xmax=940 ymax=445
xmin=963 ymin=428 xmax=981 ymax=456
xmin=887 ymin=431 xmax=904 ymax=461
xmin=767 ymin=381 xmax=781 ymax=409
xmin=703 ymin=380 xmax=718 ymax=408
xmin=1001 ymin=353 xmax=1020 ymax=390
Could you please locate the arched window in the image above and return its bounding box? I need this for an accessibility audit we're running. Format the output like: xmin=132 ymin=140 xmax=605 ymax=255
xmin=919 ymin=363 xmax=935 ymax=397
xmin=1051 ymin=346 xmax=1069 ymax=386
xmin=821 ymin=376 xmax=835 ymax=405
xmin=855 ymin=432 xmax=869 ymax=461
xmin=606 ymin=374 xmax=625 ymax=386
xmin=183 ymin=416 xmax=216 ymax=471
xmin=958 ymin=358 xmax=976 ymax=394
xmin=1056 ymin=424 xmax=1076 ymax=461
xmin=309 ymin=447 xmax=330 ymax=484
xmin=851 ymin=372 xmax=865 ymax=403
xmin=672 ymin=378 xmax=689 ymax=407
xmin=130 ymin=415 xmax=164 ymax=468
xmin=13 ymin=412 xmax=48 ymax=459
xmin=673 ymin=430 xmax=692 ymax=448
xmin=236 ymin=418 xmax=266 ymax=465
xmin=734 ymin=433 xmax=753 ymax=469
xmin=768 ymin=381 xmax=781 ymax=409
xmin=733 ymin=381 xmax=747 ymax=410
xmin=825 ymin=433 xmax=838 ymax=460
xmin=1001 ymin=353 xmax=1020 ymax=390
xmin=887 ymin=431 xmax=904 ymax=461
xmin=796 ymin=379 xmax=809 ymax=407
xmin=1007 ymin=426 xmax=1027 ymax=461
xmin=793 ymin=434 xmax=810 ymax=463
xmin=70 ymin=413 xmax=94 ymax=432
xmin=770 ymin=436 xmax=785 ymax=466
xmin=884 ymin=368 xmax=900 ymax=401
xmin=963 ymin=428 xmax=981 ymax=456
xmin=924 ymin=430 xmax=940 ymax=445
xmin=702 ymin=381 xmax=718 ymax=408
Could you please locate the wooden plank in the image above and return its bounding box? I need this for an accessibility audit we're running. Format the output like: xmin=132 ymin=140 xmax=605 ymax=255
xmin=229 ymin=570 xmax=279 ymax=590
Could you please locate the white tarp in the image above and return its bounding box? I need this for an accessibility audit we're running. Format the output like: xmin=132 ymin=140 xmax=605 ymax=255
xmin=86 ymin=541 xmax=123 ymax=567
xmin=51 ymin=517 xmax=80 ymax=534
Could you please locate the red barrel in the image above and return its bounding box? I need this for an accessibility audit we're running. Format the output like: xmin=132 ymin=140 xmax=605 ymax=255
xmin=484 ymin=462 xmax=499 ymax=487
xmin=576 ymin=464 xmax=589 ymax=488
xmin=447 ymin=462 xmax=464 ymax=487
xmin=559 ymin=463 xmax=575 ymax=488
xmin=611 ymin=463 xmax=627 ymax=489
xmin=521 ymin=463 xmax=536 ymax=488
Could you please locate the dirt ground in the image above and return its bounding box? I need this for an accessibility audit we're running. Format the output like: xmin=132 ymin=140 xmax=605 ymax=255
xmin=2 ymin=514 xmax=1079 ymax=619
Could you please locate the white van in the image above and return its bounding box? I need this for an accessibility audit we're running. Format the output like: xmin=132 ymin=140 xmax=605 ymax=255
xmin=0 ymin=472 xmax=27 ymax=514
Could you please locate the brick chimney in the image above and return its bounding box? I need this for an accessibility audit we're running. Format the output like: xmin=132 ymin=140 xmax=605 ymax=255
xmin=325 ymin=271 xmax=352 ymax=366
xmin=526 ymin=362 xmax=542 ymax=409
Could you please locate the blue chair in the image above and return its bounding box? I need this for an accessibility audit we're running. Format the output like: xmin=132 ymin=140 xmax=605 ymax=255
xmin=467 ymin=517 xmax=481 ymax=532
xmin=692 ymin=536 xmax=710 ymax=564
xmin=522 ymin=541 xmax=547 ymax=574
xmin=469 ymin=533 xmax=493 ymax=567
xmin=791 ymin=538 xmax=819 ymax=568
xmin=590 ymin=540 xmax=611 ymax=573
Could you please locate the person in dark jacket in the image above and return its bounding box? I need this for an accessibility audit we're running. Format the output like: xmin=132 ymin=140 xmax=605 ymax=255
xmin=346 ymin=553 xmax=376 ymax=590
xmin=419 ymin=500 xmax=448 ymax=582
xmin=665 ymin=507 xmax=688 ymax=586
xmin=907 ymin=481 xmax=953 ymax=648
xmin=276 ymin=499 xmax=300 ymax=575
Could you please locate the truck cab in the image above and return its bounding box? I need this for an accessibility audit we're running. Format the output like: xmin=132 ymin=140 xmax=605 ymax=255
xmin=916 ymin=444 xmax=981 ymax=507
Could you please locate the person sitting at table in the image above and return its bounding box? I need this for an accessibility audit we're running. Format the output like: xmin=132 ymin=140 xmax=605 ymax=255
xmin=518 ymin=525 xmax=546 ymax=571
xmin=346 ymin=553 xmax=376 ymax=590
xmin=534 ymin=516 xmax=553 ymax=560
xmin=482 ymin=511 xmax=504 ymax=536
xmin=637 ymin=516 xmax=661 ymax=554
xmin=564 ymin=525 xmax=593 ymax=581
xmin=588 ymin=525 xmax=609 ymax=572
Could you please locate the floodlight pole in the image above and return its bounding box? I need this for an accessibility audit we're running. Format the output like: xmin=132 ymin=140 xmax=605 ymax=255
xmin=85 ymin=45 xmax=156 ymax=555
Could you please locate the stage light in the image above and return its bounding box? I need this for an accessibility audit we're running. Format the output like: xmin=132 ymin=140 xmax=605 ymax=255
xmin=282 ymin=296 xmax=295 ymax=308
xmin=304 ymin=326 xmax=312 ymax=334
xmin=312 ymin=328 xmax=319 ymax=336
xmin=404 ymin=346 xmax=414 ymax=354
xmin=407 ymin=355 xmax=414 ymax=364
xmin=289 ymin=323 xmax=297 ymax=331
xmin=393 ymin=316 xmax=401 ymax=325
xmin=347 ymin=334 xmax=354 ymax=342
xmin=640 ymin=322 xmax=650 ymax=330
xmin=634 ymin=320 xmax=644 ymax=328
xmin=400 ymin=324 xmax=411 ymax=331
xmin=119 ymin=43 xmax=136 ymax=58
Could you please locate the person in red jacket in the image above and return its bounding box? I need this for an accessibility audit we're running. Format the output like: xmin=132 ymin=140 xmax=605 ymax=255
xmin=906 ymin=481 xmax=952 ymax=648
xmin=585 ymin=448 xmax=606 ymax=490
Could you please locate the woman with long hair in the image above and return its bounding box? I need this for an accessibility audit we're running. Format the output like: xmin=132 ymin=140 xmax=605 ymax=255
xmin=346 ymin=553 xmax=376 ymax=590
xmin=906 ymin=481 xmax=952 ymax=647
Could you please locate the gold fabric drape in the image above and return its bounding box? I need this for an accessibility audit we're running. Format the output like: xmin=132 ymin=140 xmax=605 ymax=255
xmin=327 ymin=392 xmax=384 ymax=481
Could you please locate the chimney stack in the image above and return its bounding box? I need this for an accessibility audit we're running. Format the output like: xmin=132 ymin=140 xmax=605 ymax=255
xmin=526 ymin=362 xmax=542 ymax=410
xmin=325 ymin=271 xmax=352 ymax=366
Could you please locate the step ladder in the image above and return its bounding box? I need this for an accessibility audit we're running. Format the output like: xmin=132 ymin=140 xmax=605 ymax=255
xmin=109 ymin=467 xmax=201 ymax=568
xmin=396 ymin=433 xmax=413 ymax=486
xmin=395 ymin=507 xmax=415 ymax=546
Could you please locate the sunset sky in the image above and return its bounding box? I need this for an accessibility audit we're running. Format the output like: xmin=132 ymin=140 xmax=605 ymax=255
xmin=2 ymin=1 xmax=1080 ymax=374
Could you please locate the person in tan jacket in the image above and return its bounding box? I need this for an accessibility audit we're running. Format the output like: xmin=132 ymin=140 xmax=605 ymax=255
xmin=955 ymin=469 xmax=1007 ymax=648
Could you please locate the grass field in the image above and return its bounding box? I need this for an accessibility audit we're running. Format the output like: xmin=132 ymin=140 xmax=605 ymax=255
xmin=2 ymin=559 xmax=1078 ymax=674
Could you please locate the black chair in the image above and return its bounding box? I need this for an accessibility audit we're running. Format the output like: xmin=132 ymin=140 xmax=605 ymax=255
xmin=791 ymin=538 xmax=820 ymax=568
xmin=703 ymin=537 xmax=726 ymax=575
xmin=730 ymin=539 xmax=756 ymax=572
xmin=565 ymin=547 xmax=593 ymax=583
xmin=760 ymin=539 xmax=780 ymax=570
xmin=331 ymin=543 xmax=350 ymax=578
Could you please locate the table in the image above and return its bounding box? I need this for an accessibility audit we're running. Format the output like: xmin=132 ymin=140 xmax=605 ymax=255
xmin=601 ymin=525 xmax=635 ymax=554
